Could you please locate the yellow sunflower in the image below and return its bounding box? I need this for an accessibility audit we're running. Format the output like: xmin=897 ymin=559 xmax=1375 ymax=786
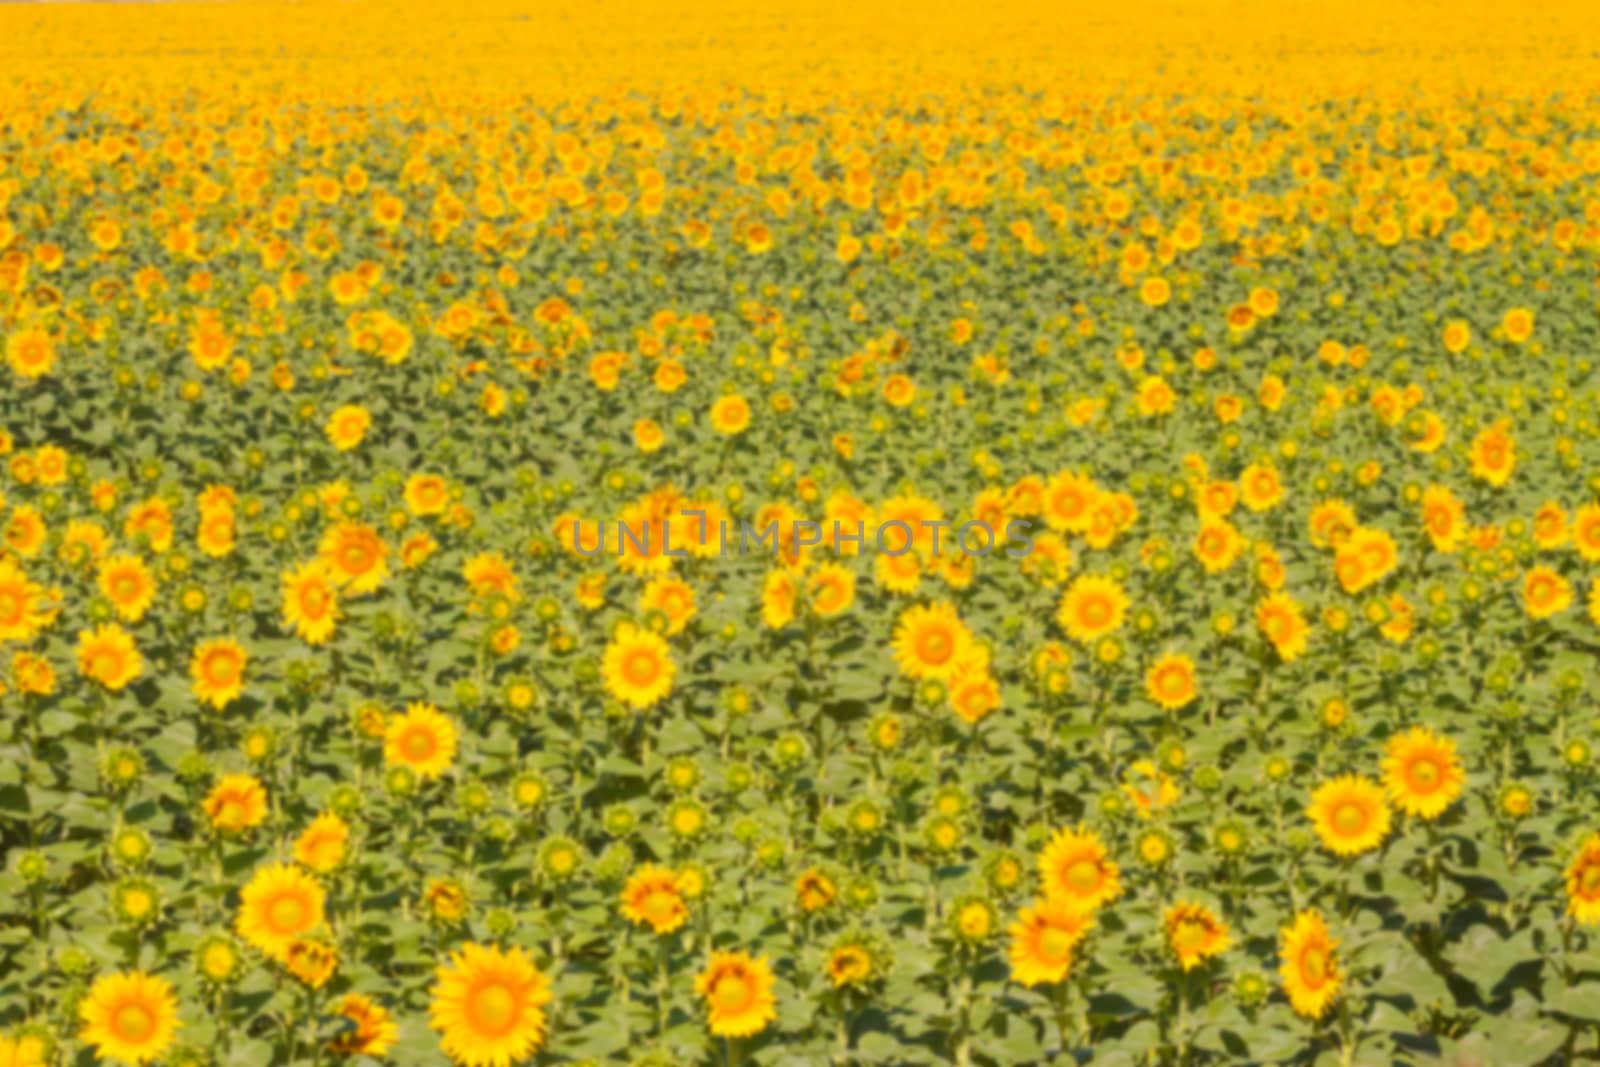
xmin=329 ymin=993 xmax=398 ymax=1058
xmin=640 ymin=576 xmax=697 ymax=634
xmin=1037 ymin=825 xmax=1122 ymax=913
xmin=281 ymin=560 xmax=342 ymax=645
xmin=1255 ymin=592 xmax=1309 ymax=662
xmin=1307 ymin=774 xmax=1391 ymax=857
xmin=1521 ymin=566 xmax=1573 ymax=620
xmin=619 ymin=865 xmax=689 ymax=934
xmin=0 ymin=558 xmax=49 ymax=642
xmin=602 ymin=622 xmax=676 ymax=710
xmin=317 ymin=521 xmax=390 ymax=597
xmin=202 ymin=773 xmax=268 ymax=833
xmin=325 ymin=404 xmax=372 ymax=451
xmin=5 ymin=324 xmax=57 ymax=380
xmin=96 ymin=553 xmax=157 ymax=623
xmin=1144 ymin=652 xmax=1197 ymax=711
xmin=429 ymin=943 xmax=553 ymax=1066
xmin=1381 ymin=727 xmax=1464 ymax=820
xmin=1008 ymin=896 xmax=1093 ymax=987
xmin=1566 ymin=834 xmax=1600 ymax=926
xmin=190 ymin=637 xmax=247 ymax=710
xmin=806 ymin=562 xmax=856 ymax=618
xmin=694 ymin=951 xmax=777 ymax=1038
xmin=405 ymin=474 xmax=451 ymax=517
xmin=77 ymin=623 xmax=143 ymax=691
xmin=293 ymin=813 xmax=351 ymax=873
xmin=1279 ymin=910 xmax=1340 ymax=1019
xmin=236 ymin=863 xmax=326 ymax=963
xmin=1056 ymin=575 xmax=1128 ymax=645
xmin=1164 ymin=902 xmax=1231 ymax=971
xmin=384 ymin=702 xmax=459 ymax=780
xmin=891 ymin=600 xmax=974 ymax=681
xmin=709 ymin=394 xmax=752 ymax=436
xmin=78 ymin=970 xmax=180 ymax=1065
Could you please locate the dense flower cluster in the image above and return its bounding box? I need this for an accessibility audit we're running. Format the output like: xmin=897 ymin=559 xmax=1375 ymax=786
xmin=3 ymin=0 xmax=1600 ymax=1064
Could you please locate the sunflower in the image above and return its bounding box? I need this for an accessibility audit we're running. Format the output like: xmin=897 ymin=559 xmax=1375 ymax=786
xmin=1279 ymin=910 xmax=1340 ymax=1019
xmin=285 ymin=938 xmax=338 ymax=989
xmin=709 ymin=394 xmax=752 ymax=435
xmin=196 ymin=506 xmax=236 ymax=558
xmin=429 ymin=943 xmax=553 ymax=1066
xmin=1037 ymin=826 xmax=1122 ymax=913
xmin=1164 ymin=902 xmax=1231 ymax=971
xmin=5 ymin=324 xmax=57 ymax=379
xmin=1144 ymin=652 xmax=1197 ymax=711
xmin=405 ymin=474 xmax=451 ymax=517
xmin=202 ymin=773 xmax=268 ymax=833
xmin=827 ymin=944 xmax=875 ymax=989
xmin=1382 ymin=727 xmax=1464 ymax=820
xmin=1007 ymin=896 xmax=1093 ymax=987
xmin=1501 ymin=306 xmax=1534 ymax=344
xmin=1056 ymin=575 xmax=1128 ymax=645
xmin=1255 ymin=592 xmax=1309 ymax=662
xmin=281 ymin=560 xmax=341 ymax=645
xmin=1192 ymin=519 xmax=1245 ymax=573
xmin=78 ymin=971 xmax=180 ymax=1064
xmin=806 ymin=562 xmax=856 ymax=617
xmin=77 ymin=624 xmax=143 ymax=691
xmin=949 ymin=668 xmax=1002 ymax=725
xmin=1566 ymin=835 xmax=1600 ymax=926
xmin=384 ymin=703 xmax=459 ymax=780
xmin=1521 ymin=566 xmax=1573 ymax=620
xmin=694 ymin=951 xmax=777 ymax=1038
xmin=329 ymin=993 xmax=398 ymax=1058
xmin=236 ymin=863 xmax=325 ymax=962
xmin=317 ymin=522 xmax=390 ymax=597
xmin=0 ymin=558 xmax=48 ymax=642
xmin=325 ymin=404 xmax=372 ymax=451
xmin=1574 ymin=504 xmax=1600 ymax=563
xmin=293 ymin=812 xmax=350 ymax=873
xmin=890 ymin=601 xmax=974 ymax=681
xmin=1468 ymin=421 xmax=1516 ymax=488
xmin=190 ymin=637 xmax=247 ymax=710
xmin=1042 ymin=471 xmax=1098 ymax=533
xmin=619 ymin=864 xmax=689 ymax=934
xmin=1307 ymin=775 xmax=1391 ymax=857
xmin=601 ymin=622 xmax=676 ymax=710
xmin=640 ymin=576 xmax=697 ymax=634
xmin=96 ymin=553 xmax=157 ymax=622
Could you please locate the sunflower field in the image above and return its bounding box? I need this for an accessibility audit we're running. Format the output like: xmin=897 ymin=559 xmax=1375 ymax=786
xmin=3 ymin=0 xmax=1600 ymax=1064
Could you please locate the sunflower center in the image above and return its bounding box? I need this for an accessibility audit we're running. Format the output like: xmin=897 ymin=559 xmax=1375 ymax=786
xmin=1064 ymin=859 xmax=1100 ymax=893
xmin=341 ymin=544 xmax=373 ymax=571
xmin=1332 ymin=803 xmax=1367 ymax=836
xmin=467 ymin=982 xmax=520 ymax=1036
xmin=404 ymin=729 xmax=437 ymax=761
xmin=1300 ymin=946 xmax=1329 ymax=987
xmin=113 ymin=575 xmax=140 ymax=600
xmin=0 ymin=590 xmax=21 ymax=623
xmin=1081 ymin=597 xmax=1109 ymax=626
xmin=1173 ymin=919 xmax=1207 ymax=951
xmin=1038 ymin=926 xmax=1075 ymax=963
xmin=113 ymin=1003 xmax=155 ymax=1042
xmin=268 ymin=894 xmax=307 ymax=933
xmin=1581 ymin=865 xmax=1600 ymax=896
xmin=206 ymin=653 xmax=239 ymax=684
xmin=301 ymin=585 xmax=328 ymax=616
xmin=712 ymin=972 xmax=754 ymax=1014
xmin=623 ymin=649 xmax=661 ymax=687
xmin=1408 ymin=759 xmax=1440 ymax=791
xmin=916 ymin=628 xmax=953 ymax=664
xmin=92 ymin=650 xmax=124 ymax=678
